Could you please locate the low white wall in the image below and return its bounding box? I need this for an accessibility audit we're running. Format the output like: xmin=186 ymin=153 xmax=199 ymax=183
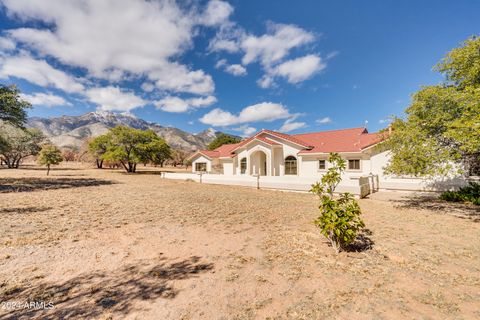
xmin=163 ymin=172 xmax=362 ymax=194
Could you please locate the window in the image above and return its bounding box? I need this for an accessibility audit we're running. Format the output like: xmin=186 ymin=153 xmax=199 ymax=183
xmin=195 ymin=162 xmax=207 ymax=172
xmin=318 ymin=160 xmax=326 ymax=170
xmin=348 ymin=159 xmax=360 ymax=170
xmin=285 ymin=156 xmax=297 ymax=175
xmin=240 ymin=158 xmax=247 ymax=174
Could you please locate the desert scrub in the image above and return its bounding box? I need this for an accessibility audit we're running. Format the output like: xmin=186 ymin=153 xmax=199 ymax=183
xmin=440 ymin=182 xmax=480 ymax=205
xmin=311 ymin=153 xmax=365 ymax=253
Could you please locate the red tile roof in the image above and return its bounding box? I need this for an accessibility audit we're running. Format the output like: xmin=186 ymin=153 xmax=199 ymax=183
xmin=188 ymin=142 xmax=241 ymax=160
xmin=189 ymin=127 xmax=384 ymax=159
xmin=295 ymin=127 xmax=383 ymax=154
xmin=261 ymin=130 xmax=312 ymax=148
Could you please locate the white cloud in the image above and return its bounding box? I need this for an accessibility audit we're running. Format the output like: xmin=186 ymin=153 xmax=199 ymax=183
xmin=2 ymin=0 xmax=222 ymax=97
xmin=0 ymin=37 xmax=15 ymax=51
xmin=147 ymin=62 xmax=214 ymax=95
xmin=154 ymin=95 xmax=216 ymax=113
xmin=0 ymin=55 xmax=84 ymax=93
xmin=316 ymin=117 xmax=332 ymax=124
xmin=209 ymin=22 xmax=324 ymax=88
xmin=215 ymin=59 xmax=247 ymax=76
xmin=224 ymin=64 xmax=247 ymax=76
xmin=379 ymin=118 xmax=392 ymax=124
xmin=85 ymin=86 xmax=146 ymax=112
xmin=273 ymin=55 xmax=325 ymax=84
xmin=240 ymin=23 xmax=315 ymax=67
xmin=20 ymin=92 xmax=71 ymax=107
xmin=200 ymin=102 xmax=291 ymax=126
xmin=140 ymin=82 xmax=155 ymax=92
xmin=278 ymin=118 xmax=306 ymax=132
xmin=257 ymin=75 xmax=274 ymax=89
xmin=198 ymin=0 xmax=233 ymax=26
xmin=233 ymin=124 xmax=257 ymax=136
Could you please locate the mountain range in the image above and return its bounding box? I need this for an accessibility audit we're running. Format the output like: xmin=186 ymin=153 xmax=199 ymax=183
xmin=27 ymin=111 xmax=223 ymax=151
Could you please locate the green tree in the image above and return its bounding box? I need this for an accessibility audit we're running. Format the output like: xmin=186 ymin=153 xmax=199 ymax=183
xmin=148 ymin=140 xmax=172 ymax=167
xmin=37 ymin=144 xmax=63 ymax=175
xmin=385 ymin=36 xmax=480 ymax=177
xmin=311 ymin=153 xmax=365 ymax=253
xmin=102 ymin=126 xmax=170 ymax=173
xmin=0 ymin=123 xmax=44 ymax=168
xmin=0 ymin=84 xmax=31 ymax=127
xmin=207 ymin=133 xmax=241 ymax=150
xmin=88 ymin=134 xmax=110 ymax=168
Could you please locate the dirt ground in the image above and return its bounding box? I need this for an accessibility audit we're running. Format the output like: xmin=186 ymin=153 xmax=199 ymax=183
xmin=0 ymin=164 xmax=479 ymax=319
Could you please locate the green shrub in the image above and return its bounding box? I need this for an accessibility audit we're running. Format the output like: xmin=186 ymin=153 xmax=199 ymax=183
xmin=310 ymin=153 xmax=365 ymax=253
xmin=440 ymin=182 xmax=480 ymax=205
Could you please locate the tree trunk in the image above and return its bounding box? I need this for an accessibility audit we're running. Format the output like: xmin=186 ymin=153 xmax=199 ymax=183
xmin=96 ymin=159 xmax=103 ymax=169
xmin=46 ymin=164 xmax=50 ymax=176
xmin=119 ymin=160 xmax=128 ymax=172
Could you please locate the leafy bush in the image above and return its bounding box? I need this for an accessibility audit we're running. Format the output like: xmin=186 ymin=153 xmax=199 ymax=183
xmin=310 ymin=153 xmax=365 ymax=253
xmin=440 ymin=182 xmax=480 ymax=205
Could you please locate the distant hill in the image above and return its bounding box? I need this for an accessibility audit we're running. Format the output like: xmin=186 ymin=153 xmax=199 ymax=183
xmin=27 ymin=111 xmax=228 ymax=151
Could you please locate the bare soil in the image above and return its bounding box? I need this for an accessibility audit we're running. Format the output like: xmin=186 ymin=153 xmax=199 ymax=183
xmin=0 ymin=164 xmax=479 ymax=319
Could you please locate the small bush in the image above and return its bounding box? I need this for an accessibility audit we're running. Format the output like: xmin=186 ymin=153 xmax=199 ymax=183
xmin=440 ymin=182 xmax=480 ymax=205
xmin=310 ymin=153 xmax=365 ymax=253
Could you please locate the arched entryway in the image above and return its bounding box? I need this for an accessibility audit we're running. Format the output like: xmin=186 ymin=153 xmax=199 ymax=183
xmin=250 ymin=150 xmax=267 ymax=176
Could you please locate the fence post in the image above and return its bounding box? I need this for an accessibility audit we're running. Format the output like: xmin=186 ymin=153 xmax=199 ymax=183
xmin=198 ymin=172 xmax=203 ymax=183
xmin=253 ymin=174 xmax=260 ymax=189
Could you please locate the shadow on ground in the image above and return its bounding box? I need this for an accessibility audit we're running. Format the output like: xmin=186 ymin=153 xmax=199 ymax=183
xmin=0 ymin=255 xmax=213 ymax=319
xmin=0 ymin=206 xmax=53 ymax=214
xmin=346 ymin=228 xmax=375 ymax=252
xmin=1 ymin=165 xmax=83 ymax=171
xmin=0 ymin=178 xmax=116 ymax=193
xmin=392 ymin=195 xmax=480 ymax=222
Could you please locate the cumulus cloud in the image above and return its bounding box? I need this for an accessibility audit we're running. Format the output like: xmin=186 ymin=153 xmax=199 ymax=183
xmin=272 ymin=55 xmax=325 ymax=84
xmin=240 ymin=23 xmax=315 ymax=67
xmin=198 ymin=0 xmax=233 ymax=26
xmin=140 ymin=82 xmax=155 ymax=93
xmin=154 ymin=95 xmax=216 ymax=113
xmin=316 ymin=116 xmax=332 ymax=124
xmin=85 ymin=86 xmax=146 ymax=112
xmin=1 ymin=0 xmax=228 ymax=102
xmin=215 ymin=59 xmax=247 ymax=76
xmin=232 ymin=124 xmax=257 ymax=136
xmin=147 ymin=62 xmax=214 ymax=95
xmin=209 ymin=21 xmax=325 ymax=88
xmin=278 ymin=118 xmax=306 ymax=132
xmin=0 ymin=55 xmax=84 ymax=93
xmin=20 ymin=92 xmax=71 ymax=107
xmin=199 ymin=102 xmax=291 ymax=126
xmin=0 ymin=37 xmax=15 ymax=51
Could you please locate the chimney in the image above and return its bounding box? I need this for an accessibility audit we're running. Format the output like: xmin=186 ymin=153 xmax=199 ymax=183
xmin=388 ymin=124 xmax=393 ymax=136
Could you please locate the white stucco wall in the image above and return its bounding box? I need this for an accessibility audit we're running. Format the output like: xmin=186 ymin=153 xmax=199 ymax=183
xmin=299 ymin=153 xmax=370 ymax=186
xmin=221 ymin=159 xmax=234 ymax=176
xmin=191 ymin=155 xmax=212 ymax=173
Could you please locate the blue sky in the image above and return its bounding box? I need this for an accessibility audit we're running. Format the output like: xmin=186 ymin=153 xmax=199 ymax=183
xmin=0 ymin=0 xmax=478 ymax=136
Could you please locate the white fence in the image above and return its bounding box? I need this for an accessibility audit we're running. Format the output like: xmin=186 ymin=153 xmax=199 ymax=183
xmin=161 ymin=172 xmax=365 ymax=195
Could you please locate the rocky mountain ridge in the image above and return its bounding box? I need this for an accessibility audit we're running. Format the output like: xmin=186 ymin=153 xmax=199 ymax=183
xmin=27 ymin=111 xmax=224 ymax=151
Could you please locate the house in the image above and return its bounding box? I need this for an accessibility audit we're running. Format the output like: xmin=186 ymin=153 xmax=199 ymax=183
xmin=187 ymin=127 xmax=465 ymax=193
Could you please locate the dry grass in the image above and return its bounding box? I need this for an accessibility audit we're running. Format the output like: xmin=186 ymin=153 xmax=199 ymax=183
xmin=0 ymin=164 xmax=479 ymax=319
